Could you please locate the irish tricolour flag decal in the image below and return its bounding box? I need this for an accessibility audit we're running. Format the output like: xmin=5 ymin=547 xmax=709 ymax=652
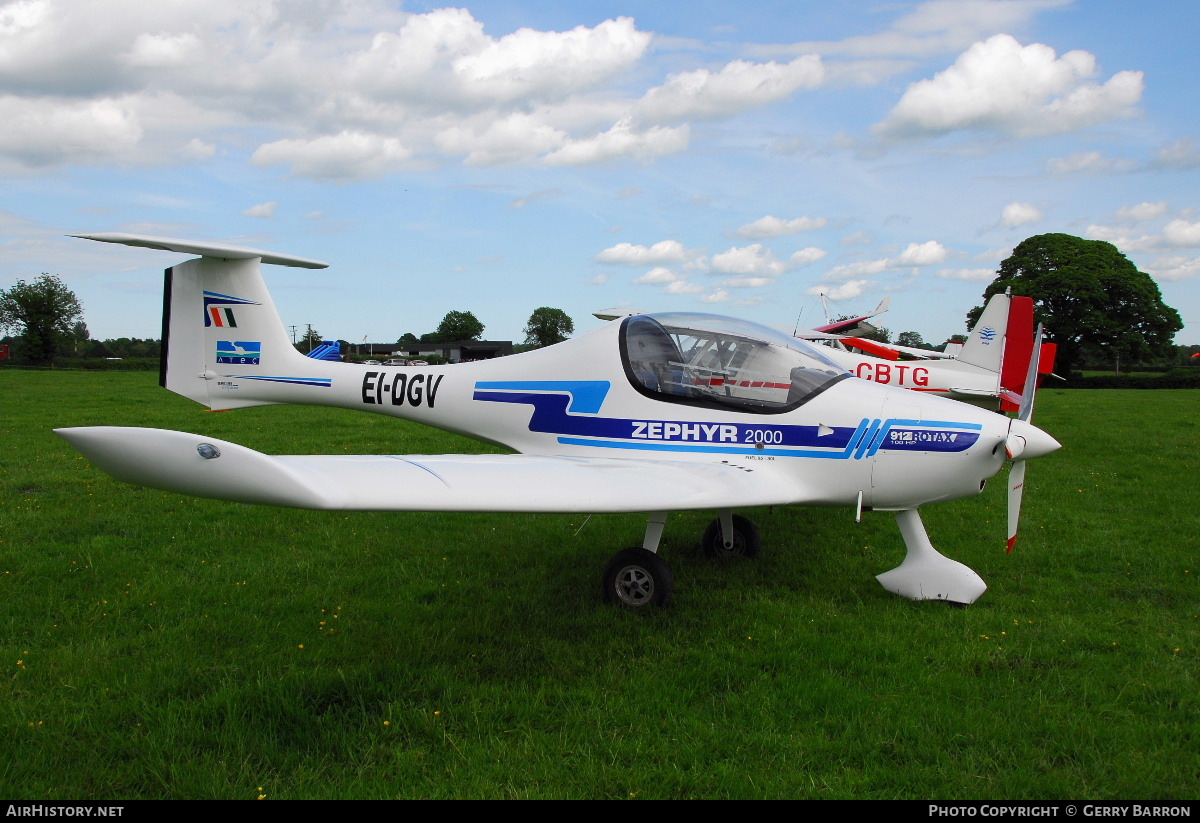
xmin=203 ymin=291 xmax=260 ymax=328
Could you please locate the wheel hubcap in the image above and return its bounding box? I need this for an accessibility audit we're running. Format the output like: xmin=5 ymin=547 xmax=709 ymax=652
xmin=713 ymin=533 xmax=743 ymax=558
xmin=615 ymin=564 xmax=654 ymax=605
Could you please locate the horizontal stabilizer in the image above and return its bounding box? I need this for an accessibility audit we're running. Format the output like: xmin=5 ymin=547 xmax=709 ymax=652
xmin=56 ymin=426 xmax=805 ymax=513
xmin=71 ymin=233 xmax=329 ymax=269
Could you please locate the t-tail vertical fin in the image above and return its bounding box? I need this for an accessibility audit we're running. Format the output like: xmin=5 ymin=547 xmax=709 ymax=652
xmin=72 ymin=233 xmax=329 ymax=411
xmin=957 ymin=292 xmax=1013 ymax=374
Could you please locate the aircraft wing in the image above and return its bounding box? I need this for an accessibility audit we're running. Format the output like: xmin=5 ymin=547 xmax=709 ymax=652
xmin=810 ymin=297 xmax=890 ymax=334
xmin=56 ymin=426 xmax=805 ymax=513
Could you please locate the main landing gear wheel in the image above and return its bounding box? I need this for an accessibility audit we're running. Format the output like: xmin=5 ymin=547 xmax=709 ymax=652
xmin=701 ymin=514 xmax=761 ymax=559
xmin=602 ymin=547 xmax=674 ymax=609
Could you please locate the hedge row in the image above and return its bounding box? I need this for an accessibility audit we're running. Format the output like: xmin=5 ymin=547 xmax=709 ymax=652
xmin=1060 ymin=369 xmax=1200 ymax=389
xmin=21 ymin=357 xmax=161 ymax=371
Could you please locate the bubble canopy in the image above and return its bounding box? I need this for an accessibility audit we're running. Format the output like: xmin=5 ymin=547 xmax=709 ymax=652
xmin=619 ymin=312 xmax=851 ymax=414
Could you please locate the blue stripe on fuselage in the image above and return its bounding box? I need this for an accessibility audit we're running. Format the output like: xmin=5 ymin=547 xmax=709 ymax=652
xmin=472 ymin=386 xmax=981 ymax=459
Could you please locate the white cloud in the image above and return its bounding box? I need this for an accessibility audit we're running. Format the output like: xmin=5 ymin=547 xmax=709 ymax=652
xmin=1085 ymin=218 xmax=1200 ymax=252
xmin=1163 ymin=218 xmax=1200 ymax=247
xmin=710 ymin=244 xmax=789 ymax=276
xmin=243 ymin=201 xmax=277 ymax=218
xmin=634 ymin=267 xmax=678 ymax=284
xmin=182 ymin=138 xmax=216 ymax=160
xmin=0 ymin=95 xmax=142 ymax=169
xmin=840 ymin=231 xmax=875 ymax=247
xmin=1001 ymin=202 xmax=1043 ymax=228
xmin=452 ymin=17 xmax=651 ymax=103
xmin=1152 ymin=137 xmax=1200 ymax=169
xmin=542 ymin=119 xmax=689 ymax=166
xmin=764 ymin=0 xmax=1071 ymax=61
xmin=635 ymin=55 xmax=824 ymax=124
xmin=937 ymin=267 xmax=995 ymax=280
xmin=977 ymin=247 xmax=1013 ymax=263
xmin=663 ymin=279 xmax=703 ymax=294
xmin=251 ymin=131 xmax=415 ymax=183
xmin=875 ymin=34 xmax=1143 ymax=140
xmin=596 ymin=240 xmax=690 ymax=267
xmin=1144 ymin=256 xmax=1200 ymax=281
xmin=807 ymin=279 xmax=871 ymax=301
xmin=819 ymin=241 xmax=947 ymax=282
xmin=121 ymin=32 xmax=203 ymax=68
xmin=1085 ymin=224 xmax=1141 ymax=248
xmin=0 ymin=5 xmax=677 ymax=175
xmin=824 ymin=258 xmax=890 ymax=281
xmin=8 ymin=3 xmax=1048 ymax=178
xmin=790 ymin=247 xmax=828 ymax=266
xmin=345 ymin=10 xmax=650 ymax=108
xmin=719 ymin=276 xmax=775 ymax=289
xmin=735 ymin=215 xmax=826 ymax=239
xmin=1115 ymin=202 xmax=1169 ymax=223
xmin=1045 ymin=150 xmax=1123 ymax=174
xmin=892 ymin=240 xmax=948 ymax=266
xmin=436 ymin=113 xmax=568 ymax=166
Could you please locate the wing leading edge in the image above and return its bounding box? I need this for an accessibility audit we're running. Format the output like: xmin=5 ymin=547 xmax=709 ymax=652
xmin=55 ymin=426 xmax=806 ymax=513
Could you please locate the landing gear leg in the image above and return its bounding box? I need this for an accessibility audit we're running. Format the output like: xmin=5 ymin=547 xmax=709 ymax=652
xmin=876 ymin=509 xmax=987 ymax=605
xmin=701 ymin=510 xmax=761 ymax=559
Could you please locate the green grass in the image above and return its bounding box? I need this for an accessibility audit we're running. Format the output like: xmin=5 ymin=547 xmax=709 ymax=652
xmin=1 ymin=372 xmax=1197 ymax=799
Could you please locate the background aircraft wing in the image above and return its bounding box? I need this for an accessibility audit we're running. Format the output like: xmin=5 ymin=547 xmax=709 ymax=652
xmin=57 ymin=426 xmax=806 ymax=512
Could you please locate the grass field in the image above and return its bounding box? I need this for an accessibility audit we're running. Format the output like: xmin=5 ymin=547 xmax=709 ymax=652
xmin=1 ymin=370 xmax=1197 ymax=799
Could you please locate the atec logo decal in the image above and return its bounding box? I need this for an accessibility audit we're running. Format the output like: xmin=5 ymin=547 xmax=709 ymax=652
xmin=216 ymin=340 xmax=261 ymax=365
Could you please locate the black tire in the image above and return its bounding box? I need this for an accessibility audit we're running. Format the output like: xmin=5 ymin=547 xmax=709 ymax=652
xmin=602 ymin=547 xmax=674 ymax=609
xmin=702 ymin=514 xmax=762 ymax=559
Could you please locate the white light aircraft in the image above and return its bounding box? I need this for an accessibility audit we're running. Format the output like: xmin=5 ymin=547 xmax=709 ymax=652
xmin=57 ymin=234 xmax=1060 ymax=608
xmin=807 ymin=292 xmax=1058 ymax=411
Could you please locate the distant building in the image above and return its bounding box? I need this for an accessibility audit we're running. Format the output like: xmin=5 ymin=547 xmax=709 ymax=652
xmin=363 ymin=339 xmax=513 ymax=362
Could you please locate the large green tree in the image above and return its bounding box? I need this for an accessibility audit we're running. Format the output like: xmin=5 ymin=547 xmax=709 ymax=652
xmin=0 ymin=274 xmax=84 ymax=366
xmin=968 ymin=234 xmax=1182 ymax=374
xmin=895 ymin=330 xmax=930 ymax=350
xmin=425 ymin=310 xmax=484 ymax=343
xmin=523 ymin=307 xmax=574 ymax=348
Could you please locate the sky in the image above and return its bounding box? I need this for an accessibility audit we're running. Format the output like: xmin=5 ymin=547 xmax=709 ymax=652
xmin=2 ymin=0 xmax=1199 ymax=349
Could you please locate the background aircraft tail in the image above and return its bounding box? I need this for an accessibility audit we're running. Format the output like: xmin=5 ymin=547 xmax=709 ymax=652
xmin=957 ymin=292 xmax=1014 ymax=373
xmin=957 ymin=291 xmax=1056 ymax=412
xmin=76 ymin=234 xmax=329 ymax=411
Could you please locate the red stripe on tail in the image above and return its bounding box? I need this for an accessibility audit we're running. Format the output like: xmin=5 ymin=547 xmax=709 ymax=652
xmin=999 ymin=296 xmax=1035 ymax=412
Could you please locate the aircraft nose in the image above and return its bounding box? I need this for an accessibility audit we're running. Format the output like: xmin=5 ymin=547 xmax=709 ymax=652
xmin=1006 ymin=418 xmax=1061 ymax=461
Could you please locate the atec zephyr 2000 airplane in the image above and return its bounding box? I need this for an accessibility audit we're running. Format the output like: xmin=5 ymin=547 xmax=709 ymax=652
xmin=57 ymin=234 xmax=1061 ymax=608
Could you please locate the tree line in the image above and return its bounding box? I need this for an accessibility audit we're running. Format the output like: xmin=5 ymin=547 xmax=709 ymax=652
xmin=298 ymin=307 xmax=575 ymax=360
xmin=2 ymin=234 xmax=1189 ymax=374
xmin=0 ymin=274 xmax=575 ymax=366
